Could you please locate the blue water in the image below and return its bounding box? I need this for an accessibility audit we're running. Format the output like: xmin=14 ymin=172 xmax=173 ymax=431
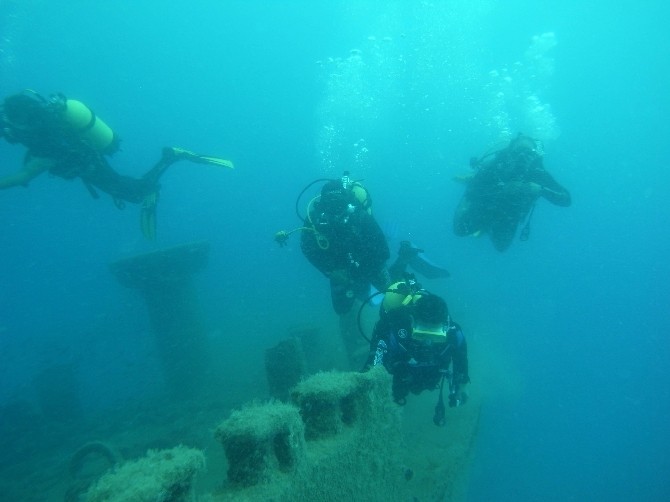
xmin=1 ymin=1 xmax=668 ymax=500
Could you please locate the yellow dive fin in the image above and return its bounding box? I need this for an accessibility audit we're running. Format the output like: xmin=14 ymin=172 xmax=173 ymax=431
xmin=169 ymin=147 xmax=234 ymax=169
xmin=194 ymin=155 xmax=234 ymax=169
xmin=140 ymin=192 xmax=158 ymax=240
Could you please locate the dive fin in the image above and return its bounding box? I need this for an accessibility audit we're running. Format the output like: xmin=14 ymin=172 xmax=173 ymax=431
xmin=398 ymin=240 xmax=450 ymax=279
xmin=194 ymin=155 xmax=234 ymax=169
xmin=408 ymin=254 xmax=450 ymax=279
xmin=140 ymin=192 xmax=158 ymax=240
xmin=168 ymin=147 xmax=234 ymax=168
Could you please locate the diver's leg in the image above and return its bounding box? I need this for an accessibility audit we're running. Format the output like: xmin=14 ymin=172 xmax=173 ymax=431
xmin=338 ymin=281 xmax=372 ymax=370
xmin=85 ymin=162 xmax=151 ymax=204
xmin=338 ymin=305 xmax=368 ymax=370
xmin=330 ymin=278 xmax=365 ymax=367
xmin=330 ymin=278 xmax=356 ymax=315
xmin=453 ymin=196 xmax=484 ymax=237
xmin=81 ymin=160 xmax=158 ymax=238
xmin=490 ymin=216 xmax=519 ymax=252
xmin=141 ymin=148 xmax=180 ymax=187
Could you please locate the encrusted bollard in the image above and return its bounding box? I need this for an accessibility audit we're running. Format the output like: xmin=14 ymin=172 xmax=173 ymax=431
xmin=290 ymin=368 xmax=392 ymax=440
xmin=212 ymin=369 xmax=410 ymax=501
xmin=214 ymin=401 xmax=305 ymax=487
xmin=264 ymin=337 xmax=307 ymax=401
xmin=84 ymin=445 xmax=205 ymax=502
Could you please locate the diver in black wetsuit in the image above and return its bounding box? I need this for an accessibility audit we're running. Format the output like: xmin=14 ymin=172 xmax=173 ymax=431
xmin=364 ymin=278 xmax=469 ymax=425
xmin=0 ymin=90 xmax=233 ymax=239
xmin=299 ymin=177 xmax=391 ymax=315
xmin=453 ymin=133 xmax=571 ymax=252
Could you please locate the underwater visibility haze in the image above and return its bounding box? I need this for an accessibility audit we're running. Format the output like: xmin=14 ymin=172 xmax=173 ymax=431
xmin=0 ymin=1 xmax=668 ymax=501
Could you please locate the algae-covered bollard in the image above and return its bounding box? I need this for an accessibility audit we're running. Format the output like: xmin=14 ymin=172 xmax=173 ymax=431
xmin=290 ymin=368 xmax=393 ymax=440
xmin=109 ymin=241 xmax=210 ymax=397
xmin=84 ymin=445 xmax=205 ymax=502
xmin=215 ymin=401 xmax=305 ymax=487
xmin=264 ymin=337 xmax=307 ymax=401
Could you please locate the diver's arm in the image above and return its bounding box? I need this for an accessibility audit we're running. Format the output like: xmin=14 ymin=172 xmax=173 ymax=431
xmin=0 ymin=156 xmax=51 ymax=189
xmin=533 ymin=168 xmax=571 ymax=207
xmin=360 ymin=213 xmax=391 ymax=266
xmin=540 ymin=182 xmax=571 ymax=206
xmin=363 ymin=322 xmax=388 ymax=370
xmin=300 ymin=225 xmax=337 ymax=277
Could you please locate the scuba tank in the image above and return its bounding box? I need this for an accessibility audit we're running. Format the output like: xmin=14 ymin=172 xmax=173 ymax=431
xmin=1 ymin=90 xmax=120 ymax=155
xmin=59 ymin=96 xmax=119 ymax=154
xmin=341 ymin=171 xmax=372 ymax=214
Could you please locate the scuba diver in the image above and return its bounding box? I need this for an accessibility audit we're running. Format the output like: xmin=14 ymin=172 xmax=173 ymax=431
xmin=0 ymin=89 xmax=234 ymax=239
xmin=275 ymin=172 xmax=450 ymax=316
xmin=363 ymin=278 xmax=469 ymax=426
xmin=453 ymin=133 xmax=571 ymax=252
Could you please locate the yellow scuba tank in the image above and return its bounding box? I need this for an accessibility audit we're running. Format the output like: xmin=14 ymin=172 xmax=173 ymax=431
xmin=351 ymin=182 xmax=371 ymax=214
xmin=61 ymin=99 xmax=118 ymax=153
xmin=382 ymin=281 xmax=421 ymax=313
xmin=341 ymin=171 xmax=372 ymax=214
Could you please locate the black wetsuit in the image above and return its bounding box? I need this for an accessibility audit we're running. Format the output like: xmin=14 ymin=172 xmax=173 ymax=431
xmin=366 ymin=306 xmax=469 ymax=404
xmin=453 ymin=144 xmax=571 ymax=251
xmin=28 ymin=148 xmax=158 ymax=205
xmin=4 ymin=95 xmax=164 ymax=205
xmin=300 ymin=202 xmax=390 ymax=315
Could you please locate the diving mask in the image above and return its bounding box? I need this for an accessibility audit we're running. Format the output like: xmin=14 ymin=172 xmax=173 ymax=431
xmin=412 ymin=321 xmax=448 ymax=342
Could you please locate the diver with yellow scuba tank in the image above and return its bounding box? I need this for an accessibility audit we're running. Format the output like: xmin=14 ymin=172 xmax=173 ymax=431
xmin=275 ymin=172 xmax=450 ymax=316
xmin=0 ymin=89 xmax=234 ymax=239
xmin=301 ymin=171 xmax=390 ymax=316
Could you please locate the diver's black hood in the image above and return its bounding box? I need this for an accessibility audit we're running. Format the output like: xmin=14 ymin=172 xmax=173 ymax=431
xmin=2 ymin=92 xmax=51 ymax=129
